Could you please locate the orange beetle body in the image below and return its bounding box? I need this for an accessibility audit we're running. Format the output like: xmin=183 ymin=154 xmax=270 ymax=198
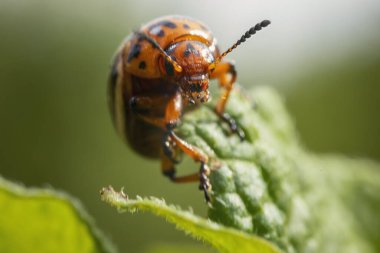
xmin=109 ymin=16 xmax=219 ymax=158
xmin=108 ymin=15 xmax=270 ymax=201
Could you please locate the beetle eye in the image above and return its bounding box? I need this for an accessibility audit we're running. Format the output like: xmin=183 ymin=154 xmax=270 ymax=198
xmin=164 ymin=59 xmax=175 ymax=76
xmin=161 ymin=56 xmax=182 ymax=77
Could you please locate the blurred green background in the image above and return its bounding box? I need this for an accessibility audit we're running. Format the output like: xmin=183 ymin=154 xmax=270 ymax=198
xmin=0 ymin=0 xmax=379 ymax=252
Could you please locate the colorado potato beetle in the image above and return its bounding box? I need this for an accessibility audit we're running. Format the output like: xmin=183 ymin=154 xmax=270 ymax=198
xmin=108 ymin=15 xmax=270 ymax=202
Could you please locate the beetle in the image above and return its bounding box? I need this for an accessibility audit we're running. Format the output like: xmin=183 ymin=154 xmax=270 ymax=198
xmin=108 ymin=15 xmax=270 ymax=202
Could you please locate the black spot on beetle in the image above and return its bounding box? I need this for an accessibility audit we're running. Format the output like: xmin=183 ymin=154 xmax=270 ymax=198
xmin=148 ymin=20 xmax=177 ymax=36
xmin=187 ymin=43 xmax=196 ymax=51
xmin=158 ymin=20 xmax=177 ymax=29
xmin=183 ymin=50 xmax=190 ymax=57
xmin=127 ymin=43 xmax=141 ymax=62
xmin=138 ymin=61 xmax=146 ymax=70
xmin=183 ymin=23 xmax=190 ymax=29
xmin=183 ymin=43 xmax=199 ymax=57
xmin=149 ymin=25 xmax=165 ymax=37
xmin=157 ymin=29 xmax=165 ymax=37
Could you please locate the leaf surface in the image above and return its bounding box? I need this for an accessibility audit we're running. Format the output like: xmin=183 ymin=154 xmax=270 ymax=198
xmin=103 ymin=86 xmax=380 ymax=253
xmin=100 ymin=186 xmax=282 ymax=253
xmin=0 ymin=177 xmax=116 ymax=253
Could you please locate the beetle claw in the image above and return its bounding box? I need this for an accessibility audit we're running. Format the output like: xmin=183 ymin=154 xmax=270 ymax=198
xmin=217 ymin=112 xmax=245 ymax=141
xmin=199 ymin=163 xmax=211 ymax=203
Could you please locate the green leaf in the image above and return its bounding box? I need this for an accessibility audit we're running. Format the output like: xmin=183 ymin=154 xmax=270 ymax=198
xmin=100 ymin=186 xmax=282 ymax=253
xmin=102 ymin=86 xmax=380 ymax=253
xmin=143 ymin=243 xmax=216 ymax=253
xmin=0 ymin=176 xmax=116 ymax=253
xmin=177 ymin=86 xmax=380 ymax=253
xmin=319 ymin=156 xmax=380 ymax=252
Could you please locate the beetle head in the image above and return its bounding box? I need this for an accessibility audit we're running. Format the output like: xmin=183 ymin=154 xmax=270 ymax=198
xmin=160 ymin=41 xmax=213 ymax=104
xmin=156 ymin=19 xmax=271 ymax=104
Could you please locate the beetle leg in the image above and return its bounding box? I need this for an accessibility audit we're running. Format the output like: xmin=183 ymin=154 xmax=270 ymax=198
xmin=128 ymin=94 xmax=182 ymax=163
xmin=210 ymin=61 xmax=245 ymax=140
xmin=163 ymin=94 xmax=208 ymax=166
xmin=129 ymin=90 xmax=183 ymax=127
xmin=163 ymin=92 xmax=211 ymax=201
xmin=167 ymin=130 xmax=208 ymax=163
xmin=130 ymin=92 xmax=212 ymax=201
xmin=210 ymin=61 xmax=237 ymax=113
xmin=162 ymin=131 xmax=183 ymax=164
xmin=134 ymin=115 xmax=167 ymax=129
xmin=165 ymin=130 xmax=211 ymax=202
xmin=130 ymin=95 xmax=169 ymax=115
xmin=161 ymin=152 xmax=211 ymax=202
xmin=129 ymin=95 xmax=172 ymax=129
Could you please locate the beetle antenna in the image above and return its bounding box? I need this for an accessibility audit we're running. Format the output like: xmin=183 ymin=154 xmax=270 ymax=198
xmin=134 ymin=31 xmax=183 ymax=72
xmin=209 ymin=20 xmax=271 ymax=71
